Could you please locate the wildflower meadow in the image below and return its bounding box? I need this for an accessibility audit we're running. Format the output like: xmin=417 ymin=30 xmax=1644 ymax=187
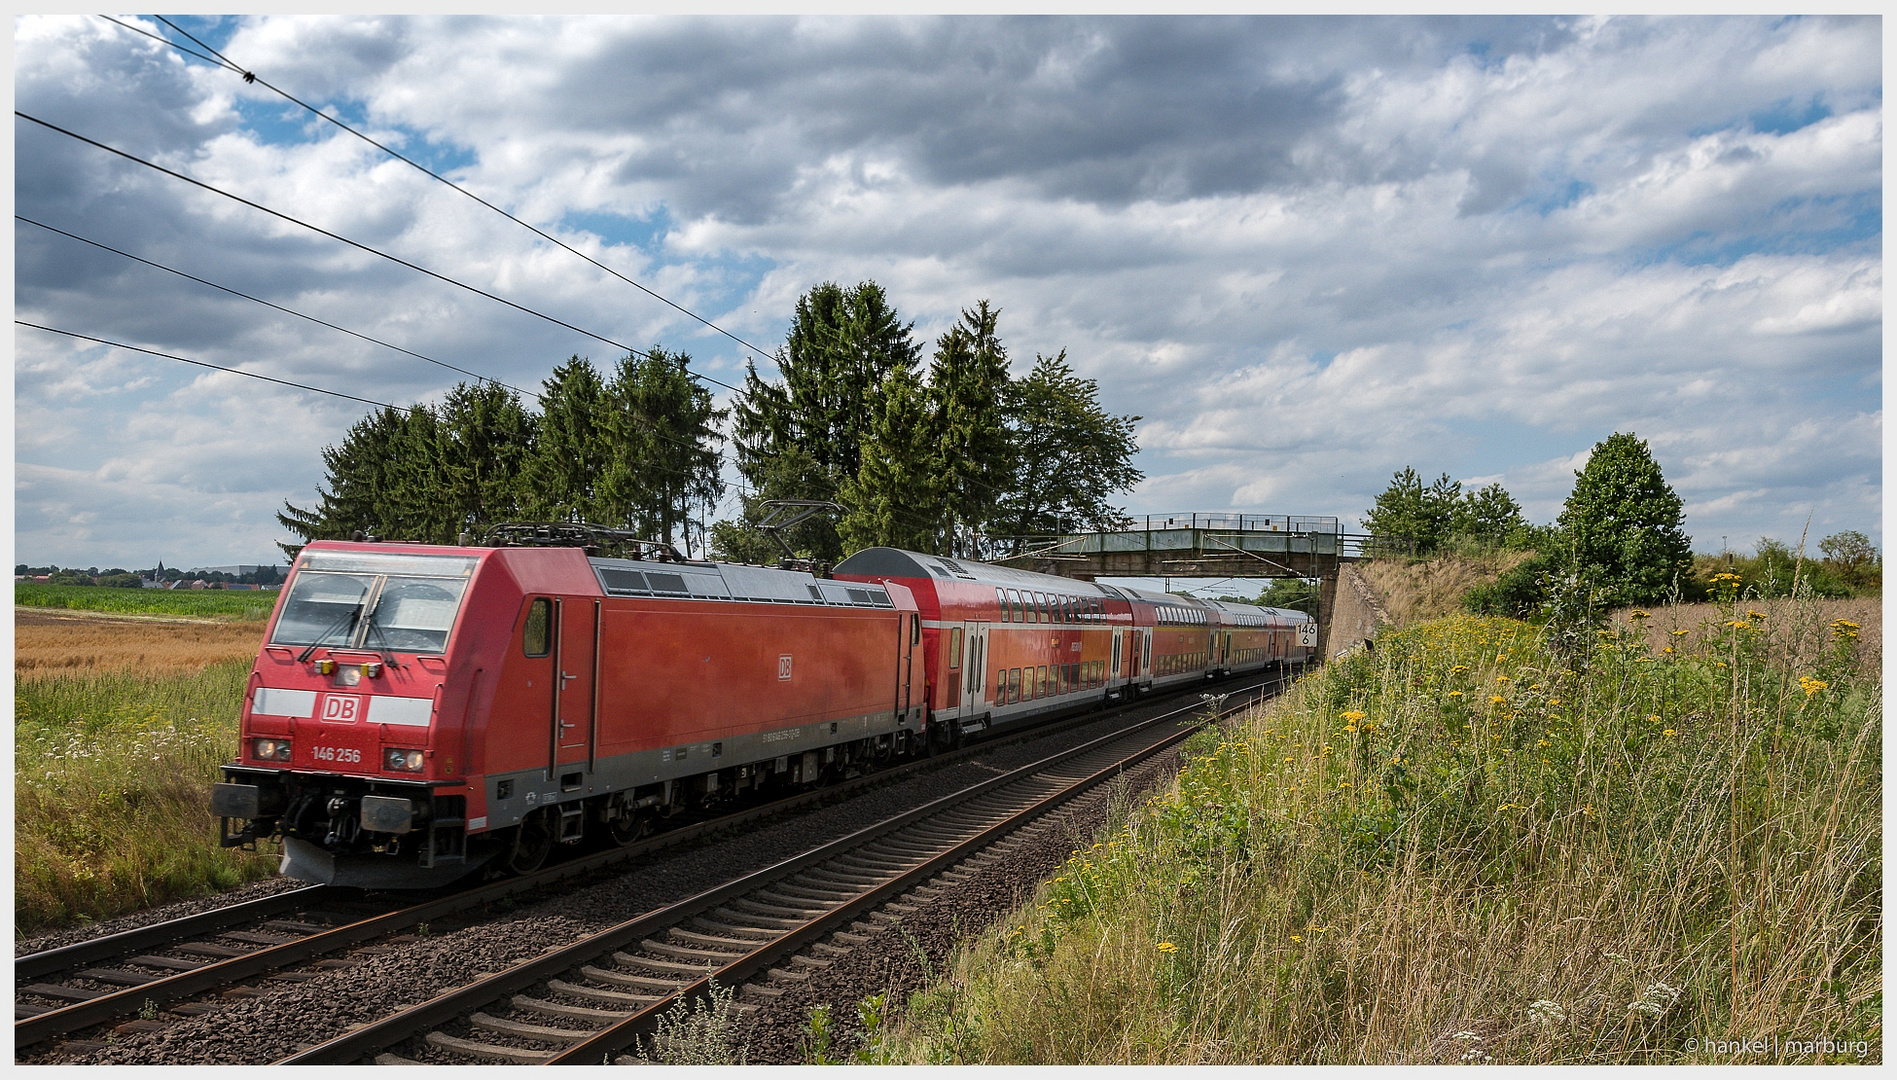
xmin=892 ymin=599 xmax=1880 ymax=1064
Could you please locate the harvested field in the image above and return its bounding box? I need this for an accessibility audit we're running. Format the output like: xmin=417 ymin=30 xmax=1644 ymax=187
xmin=15 ymin=608 xmax=266 ymax=676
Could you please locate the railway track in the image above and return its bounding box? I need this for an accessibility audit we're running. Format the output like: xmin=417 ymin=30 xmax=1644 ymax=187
xmin=281 ymin=688 xmax=1250 ymax=1065
xmin=17 ymin=671 xmax=1285 ymax=1062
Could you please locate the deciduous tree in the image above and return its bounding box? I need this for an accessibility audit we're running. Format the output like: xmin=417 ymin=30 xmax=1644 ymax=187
xmin=1556 ymin=432 xmax=1693 ymax=606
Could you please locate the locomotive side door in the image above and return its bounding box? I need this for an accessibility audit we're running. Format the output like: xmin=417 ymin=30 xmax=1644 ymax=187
xmin=550 ymin=597 xmax=598 ymax=772
xmin=959 ymin=621 xmax=986 ymax=720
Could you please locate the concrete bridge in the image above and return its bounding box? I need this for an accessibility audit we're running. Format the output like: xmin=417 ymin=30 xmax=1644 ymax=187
xmin=986 ymin=513 xmax=1407 ymax=661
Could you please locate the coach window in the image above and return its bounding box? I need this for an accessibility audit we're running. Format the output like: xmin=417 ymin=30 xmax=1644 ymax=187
xmin=948 ymin=627 xmax=963 ymax=669
xmin=911 ymin=614 xmax=921 ymax=645
xmin=997 ymin=587 xmax=1010 ymax=621
xmin=523 ymin=598 xmax=552 ymax=657
xmin=1009 ymin=668 xmax=1022 ymax=703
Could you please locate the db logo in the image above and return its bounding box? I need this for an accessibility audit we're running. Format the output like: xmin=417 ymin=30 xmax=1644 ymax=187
xmin=321 ymin=695 xmax=363 ymax=723
xmin=778 ymin=655 xmax=793 ymax=681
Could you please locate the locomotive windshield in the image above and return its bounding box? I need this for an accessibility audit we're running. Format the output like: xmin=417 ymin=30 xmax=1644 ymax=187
xmin=271 ymin=552 xmax=477 ymax=655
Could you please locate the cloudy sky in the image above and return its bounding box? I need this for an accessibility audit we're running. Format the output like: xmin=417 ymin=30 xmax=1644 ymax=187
xmin=14 ymin=14 xmax=1882 ymax=572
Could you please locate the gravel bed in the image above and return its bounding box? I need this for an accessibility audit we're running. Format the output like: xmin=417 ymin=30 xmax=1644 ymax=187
xmin=730 ymin=744 xmax=1184 ymax=1065
xmin=15 ymin=876 xmax=313 ymax=957
xmin=39 ymin=698 xmax=1210 ymax=1065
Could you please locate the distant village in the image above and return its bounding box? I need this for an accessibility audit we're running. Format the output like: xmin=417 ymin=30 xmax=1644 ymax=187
xmin=14 ymin=562 xmax=287 ymax=590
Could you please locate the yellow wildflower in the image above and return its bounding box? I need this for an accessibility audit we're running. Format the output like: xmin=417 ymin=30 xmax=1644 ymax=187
xmin=1489 ymin=695 xmax=1506 ymax=705
xmin=1798 ymin=676 xmax=1828 ymax=697
xmin=1156 ymin=941 xmax=1178 ymax=953
xmin=1663 ymin=729 xmax=1677 ymax=737
xmin=1342 ymin=710 xmax=1366 ymax=723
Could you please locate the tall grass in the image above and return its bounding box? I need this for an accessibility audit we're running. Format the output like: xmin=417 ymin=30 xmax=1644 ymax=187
xmin=892 ymin=601 xmax=1881 ymax=1064
xmin=15 ymin=659 xmax=276 ymax=934
xmin=15 ymin=583 xmax=278 ymax=620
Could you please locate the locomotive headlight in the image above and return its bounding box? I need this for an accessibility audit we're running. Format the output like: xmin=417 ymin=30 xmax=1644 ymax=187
xmin=384 ymin=748 xmax=425 ymax=772
xmin=360 ymin=661 xmax=383 ymax=678
xmin=312 ymin=659 xmax=336 ymax=675
xmin=252 ymin=738 xmax=293 ymax=762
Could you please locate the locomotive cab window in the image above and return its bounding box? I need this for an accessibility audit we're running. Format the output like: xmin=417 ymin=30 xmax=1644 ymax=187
xmin=272 ymin=551 xmax=475 ymax=655
xmin=523 ymin=598 xmax=552 ymax=657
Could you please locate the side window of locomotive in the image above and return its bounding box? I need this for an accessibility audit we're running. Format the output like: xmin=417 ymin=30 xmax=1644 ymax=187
xmin=948 ymin=627 xmax=963 ymax=669
xmin=523 ymin=598 xmax=552 ymax=657
xmin=911 ymin=614 xmax=921 ymax=646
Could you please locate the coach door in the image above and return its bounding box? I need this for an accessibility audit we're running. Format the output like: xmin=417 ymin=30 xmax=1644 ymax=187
xmin=958 ymin=622 xmax=987 ymax=720
xmin=549 ymin=597 xmax=599 ymax=775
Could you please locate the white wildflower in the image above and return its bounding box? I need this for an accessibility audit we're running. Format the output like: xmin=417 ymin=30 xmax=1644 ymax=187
xmin=1527 ymin=999 xmax=1565 ymax=1025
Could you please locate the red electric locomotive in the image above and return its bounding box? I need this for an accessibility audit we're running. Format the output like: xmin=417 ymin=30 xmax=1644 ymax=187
xmin=213 ymin=539 xmax=1312 ymax=888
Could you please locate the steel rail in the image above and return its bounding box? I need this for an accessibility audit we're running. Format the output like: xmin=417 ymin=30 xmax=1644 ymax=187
xmin=15 ymin=885 xmax=331 ymax=983
xmin=18 ymin=671 xmax=1275 ymax=1054
xmin=278 ymin=690 xmax=1242 ymax=1065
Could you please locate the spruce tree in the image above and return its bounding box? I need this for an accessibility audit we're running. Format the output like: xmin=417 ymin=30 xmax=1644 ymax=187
xmin=435 ymin=380 xmax=536 ymax=541
xmin=928 ymin=301 xmax=1015 ymax=555
xmin=1556 ymin=432 xmax=1693 ymax=606
xmin=725 ymin=281 xmax=921 ymax=561
xmin=598 ymin=347 xmax=726 ymax=555
xmin=520 ymin=356 xmax=610 ymax=523
xmin=839 ymin=367 xmax=945 ymax=553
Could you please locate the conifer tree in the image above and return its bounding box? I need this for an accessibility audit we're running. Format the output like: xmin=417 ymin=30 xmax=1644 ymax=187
xmin=839 ymin=367 xmax=945 ymax=552
xmin=928 ymin=301 xmax=1015 ymax=555
xmin=598 ymin=347 xmax=726 ymax=555
xmin=520 ymin=356 xmax=610 ymax=523
xmin=724 ymin=281 xmax=920 ymax=561
xmin=434 ymin=380 xmax=536 ymax=540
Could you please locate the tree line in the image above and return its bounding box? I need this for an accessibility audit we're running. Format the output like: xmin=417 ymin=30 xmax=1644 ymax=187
xmin=1363 ymin=432 xmax=1879 ymax=633
xmin=278 ymin=281 xmax=1142 ymax=563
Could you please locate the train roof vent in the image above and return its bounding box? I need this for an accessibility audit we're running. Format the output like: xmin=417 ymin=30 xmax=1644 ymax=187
xmin=597 ymin=567 xmax=648 ymax=595
xmin=934 ymin=558 xmax=976 ymax=579
xmin=846 ymin=587 xmax=874 ymax=605
xmin=808 ymin=584 xmax=824 ymax=601
xmin=645 ymin=572 xmax=689 ymax=595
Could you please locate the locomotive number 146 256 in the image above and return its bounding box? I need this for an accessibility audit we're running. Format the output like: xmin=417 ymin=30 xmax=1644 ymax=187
xmin=313 ymin=746 xmax=362 ymax=763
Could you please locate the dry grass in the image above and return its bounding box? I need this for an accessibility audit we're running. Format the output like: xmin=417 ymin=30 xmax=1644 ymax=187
xmin=1357 ymin=550 xmax=1536 ymax=627
xmin=1618 ymin=596 xmax=1880 ymax=680
xmin=15 ymin=609 xmax=265 ymax=676
xmin=892 ymin=603 xmax=1882 ymax=1064
xmin=15 ymin=611 xmax=274 ymax=933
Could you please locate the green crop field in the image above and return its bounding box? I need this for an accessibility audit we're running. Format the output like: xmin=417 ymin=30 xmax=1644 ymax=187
xmin=15 ymin=583 xmax=279 ymax=620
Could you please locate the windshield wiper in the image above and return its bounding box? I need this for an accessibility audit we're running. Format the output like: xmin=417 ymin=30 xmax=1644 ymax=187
xmin=296 ymin=591 xmax=368 ymax=663
xmin=361 ymin=598 xmax=402 ymax=669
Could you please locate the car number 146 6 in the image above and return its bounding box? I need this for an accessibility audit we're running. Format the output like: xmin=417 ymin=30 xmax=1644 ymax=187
xmin=314 ymin=746 xmax=361 ymax=763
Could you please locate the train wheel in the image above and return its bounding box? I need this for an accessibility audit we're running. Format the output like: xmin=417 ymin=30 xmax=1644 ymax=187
xmin=504 ymin=808 xmax=554 ymax=875
xmin=603 ymin=793 xmax=651 ymax=847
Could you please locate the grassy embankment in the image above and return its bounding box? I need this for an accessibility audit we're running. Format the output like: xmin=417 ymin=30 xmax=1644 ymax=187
xmin=888 ymin=597 xmax=1881 ymax=1064
xmin=16 ymin=586 xmax=278 ymax=935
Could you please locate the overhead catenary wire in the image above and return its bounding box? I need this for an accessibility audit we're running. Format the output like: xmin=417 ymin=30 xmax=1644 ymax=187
xmin=17 ymin=321 xmax=397 ymax=408
xmin=16 ymin=214 xmax=531 ymax=397
xmin=13 ymin=109 xmax=744 ymax=397
xmin=127 ymin=14 xmax=779 ymax=368
xmin=11 ymin=221 xmax=802 ymax=527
